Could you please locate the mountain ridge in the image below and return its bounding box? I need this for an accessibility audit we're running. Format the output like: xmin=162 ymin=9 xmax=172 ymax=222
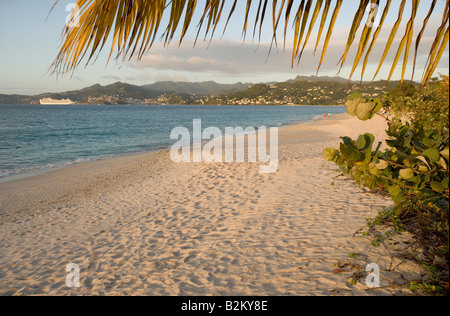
xmin=0 ymin=76 xmax=418 ymax=105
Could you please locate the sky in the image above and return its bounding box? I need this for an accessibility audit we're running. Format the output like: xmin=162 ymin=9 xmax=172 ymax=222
xmin=0 ymin=0 xmax=448 ymax=95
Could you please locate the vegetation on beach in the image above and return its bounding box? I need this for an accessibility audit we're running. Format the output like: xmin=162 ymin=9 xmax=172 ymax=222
xmin=323 ymin=76 xmax=449 ymax=294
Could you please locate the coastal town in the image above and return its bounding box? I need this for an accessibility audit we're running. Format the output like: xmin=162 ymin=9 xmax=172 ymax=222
xmin=1 ymin=76 xmax=395 ymax=106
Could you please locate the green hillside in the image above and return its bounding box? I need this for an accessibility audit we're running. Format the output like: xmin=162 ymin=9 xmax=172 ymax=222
xmin=0 ymin=77 xmax=419 ymax=106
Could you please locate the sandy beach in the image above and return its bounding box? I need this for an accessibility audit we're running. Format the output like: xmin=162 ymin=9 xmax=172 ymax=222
xmin=0 ymin=113 xmax=424 ymax=296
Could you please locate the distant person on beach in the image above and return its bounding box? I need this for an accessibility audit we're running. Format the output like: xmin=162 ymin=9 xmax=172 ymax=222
xmin=324 ymin=114 xmax=327 ymax=119
xmin=328 ymin=113 xmax=331 ymax=118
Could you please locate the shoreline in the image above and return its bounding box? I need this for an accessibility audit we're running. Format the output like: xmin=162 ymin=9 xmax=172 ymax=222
xmin=0 ymin=113 xmax=423 ymax=296
xmin=0 ymin=110 xmax=343 ymax=185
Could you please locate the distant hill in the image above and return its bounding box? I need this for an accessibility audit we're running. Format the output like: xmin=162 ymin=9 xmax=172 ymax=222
xmin=202 ymin=78 xmax=419 ymax=106
xmin=0 ymin=81 xmax=253 ymax=105
xmin=0 ymin=77 xmax=420 ymax=105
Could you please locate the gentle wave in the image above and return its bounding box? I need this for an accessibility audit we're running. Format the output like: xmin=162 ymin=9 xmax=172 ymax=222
xmin=0 ymin=104 xmax=345 ymax=180
xmin=0 ymin=158 xmax=95 ymax=178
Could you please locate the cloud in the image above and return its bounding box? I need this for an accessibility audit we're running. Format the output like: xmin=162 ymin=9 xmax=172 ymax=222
xmin=100 ymin=74 xmax=122 ymax=81
xmin=128 ymin=40 xmax=314 ymax=77
xmin=132 ymin=53 xmax=236 ymax=74
xmin=124 ymin=14 xmax=448 ymax=83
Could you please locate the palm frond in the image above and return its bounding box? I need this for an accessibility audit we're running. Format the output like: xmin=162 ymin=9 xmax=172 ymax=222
xmin=52 ymin=0 xmax=450 ymax=89
xmin=360 ymin=0 xmax=392 ymax=84
xmin=316 ymin=0 xmax=342 ymax=75
xmin=313 ymin=0 xmax=331 ymax=55
xmin=371 ymin=0 xmax=407 ymax=82
xmin=348 ymin=0 xmax=379 ymax=84
xmin=411 ymin=0 xmax=436 ymax=81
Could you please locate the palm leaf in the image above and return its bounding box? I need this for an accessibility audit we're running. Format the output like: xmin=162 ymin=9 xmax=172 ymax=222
xmin=313 ymin=0 xmax=331 ymax=55
xmin=385 ymin=0 xmax=419 ymax=86
xmin=316 ymin=0 xmax=342 ymax=74
xmin=298 ymin=0 xmax=323 ymax=62
xmin=291 ymin=0 xmax=306 ymax=67
xmin=360 ymin=0 xmax=391 ymax=83
xmin=411 ymin=0 xmax=437 ymax=81
xmin=283 ymin=0 xmax=295 ymax=51
xmin=51 ymin=0 xmax=450 ymax=88
xmin=348 ymin=0 xmax=379 ymax=83
xmin=372 ymin=0 xmax=406 ymax=82
xmin=292 ymin=0 xmax=312 ymax=66
xmin=422 ymin=4 xmax=449 ymax=86
xmin=423 ymin=26 xmax=449 ymax=89
xmin=337 ymin=0 xmax=370 ymax=73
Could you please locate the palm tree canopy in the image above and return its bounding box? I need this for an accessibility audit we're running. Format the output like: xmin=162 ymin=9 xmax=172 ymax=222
xmin=52 ymin=0 xmax=449 ymax=88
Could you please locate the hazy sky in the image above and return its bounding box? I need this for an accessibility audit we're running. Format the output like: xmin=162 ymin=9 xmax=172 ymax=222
xmin=0 ymin=0 xmax=448 ymax=95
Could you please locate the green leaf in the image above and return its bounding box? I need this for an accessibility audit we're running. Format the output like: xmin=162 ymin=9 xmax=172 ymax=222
xmin=388 ymin=121 xmax=403 ymax=133
xmin=340 ymin=143 xmax=364 ymax=162
xmin=369 ymin=162 xmax=380 ymax=175
xmin=399 ymin=168 xmax=415 ymax=180
xmin=356 ymin=135 xmax=366 ymax=149
xmin=388 ymin=185 xmax=401 ymax=196
xmin=346 ymin=98 xmax=364 ymax=116
xmin=443 ymin=177 xmax=449 ymax=189
xmin=366 ymin=176 xmax=378 ymax=190
xmin=423 ymin=148 xmax=441 ymax=163
xmin=355 ymin=102 xmax=375 ymax=121
xmin=422 ymin=137 xmax=435 ymax=148
xmin=430 ymin=181 xmax=445 ymax=192
xmin=362 ymin=133 xmax=375 ymax=150
xmin=348 ymin=92 xmax=363 ymax=101
xmin=416 ymin=155 xmax=431 ymax=169
xmin=351 ymin=167 xmax=362 ymax=180
xmin=383 ymin=168 xmax=393 ymax=178
xmin=376 ymin=159 xmax=389 ymax=170
xmin=391 ymin=193 xmax=403 ymax=205
xmin=440 ymin=148 xmax=449 ymax=159
xmin=438 ymin=157 xmax=448 ymax=170
xmin=418 ymin=165 xmax=429 ymax=172
xmin=323 ymin=147 xmax=337 ymax=161
xmin=360 ymin=174 xmax=378 ymax=190
xmin=372 ymin=99 xmax=383 ymax=113
xmin=340 ymin=136 xmax=353 ymax=146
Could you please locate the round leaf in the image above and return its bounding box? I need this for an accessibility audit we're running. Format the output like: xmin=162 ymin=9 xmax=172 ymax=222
xmin=372 ymin=99 xmax=383 ymax=113
xmin=356 ymin=135 xmax=367 ymax=150
xmin=346 ymin=98 xmax=365 ymax=116
xmin=430 ymin=181 xmax=445 ymax=192
xmin=399 ymin=168 xmax=415 ymax=180
xmin=369 ymin=162 xmax=380 ymax=175
xmin=355 ymin=102 xmax=375 ymax=121
xmin=440 ymin=148 xmax=449 ymax=160
xmin=323 ymin=148 xmax=337 ymax=161
xmin=423 ymin=148 xmax=441 ymax=163
xmin=388 ymin=185 xmax=401 ymax=196
xmin=376 ymin=159 xmax=389 ymax=170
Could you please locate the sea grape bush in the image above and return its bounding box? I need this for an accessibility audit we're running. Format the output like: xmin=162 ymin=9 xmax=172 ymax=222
xmin=323 ymin=83 xmax=449 ymax=293
xmin=323 ymin=92 xmax=449 ymax=214
xmin=382 ymin=76 xmax=449 ymax=132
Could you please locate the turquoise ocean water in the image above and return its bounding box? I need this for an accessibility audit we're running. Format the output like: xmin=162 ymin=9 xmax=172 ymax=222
xmin=0 ymin=104 xmax=345 ymax=180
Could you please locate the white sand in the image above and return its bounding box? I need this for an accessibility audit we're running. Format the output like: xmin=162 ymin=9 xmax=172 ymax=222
xmin=0 ymin=113 xmax=424 ymax=296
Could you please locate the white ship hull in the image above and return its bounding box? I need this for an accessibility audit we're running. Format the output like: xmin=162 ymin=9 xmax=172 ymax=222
xmin=40 ymin=98 xmax=74 ymax=105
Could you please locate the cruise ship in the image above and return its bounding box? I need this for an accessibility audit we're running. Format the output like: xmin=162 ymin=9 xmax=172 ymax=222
xmin=39 ymin=97 xmax=74 ymax=105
